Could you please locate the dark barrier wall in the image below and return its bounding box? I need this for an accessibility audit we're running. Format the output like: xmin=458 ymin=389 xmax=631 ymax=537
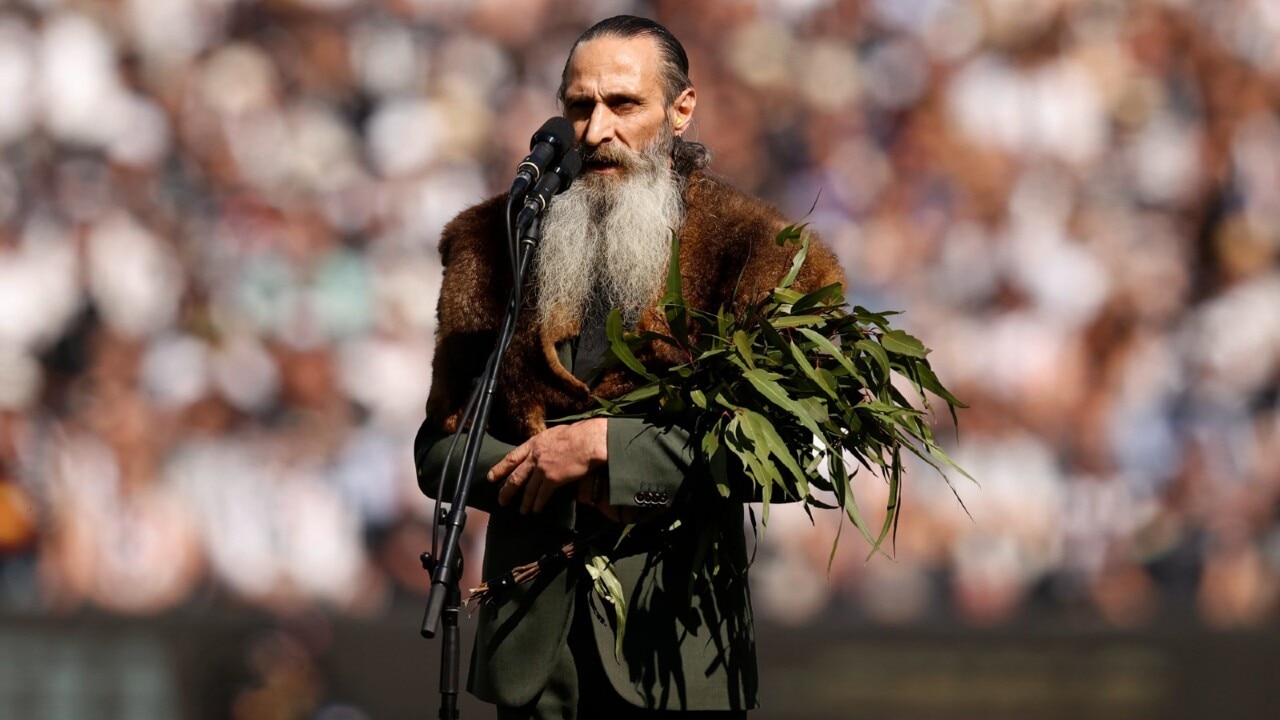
xmin=3 ymin=607 xmax=1278 ymax=720
xmin=3 ymin=2 xmax=1280 ymax=719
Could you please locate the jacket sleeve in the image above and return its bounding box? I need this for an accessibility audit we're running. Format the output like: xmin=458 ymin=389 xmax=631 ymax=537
xmin=415 ymin=421 xmax=577 ymax=529
xmin=603 ymin=417 xmax=800 ymax=509
xmin=415 ymin=424 xmax=516 ymax=514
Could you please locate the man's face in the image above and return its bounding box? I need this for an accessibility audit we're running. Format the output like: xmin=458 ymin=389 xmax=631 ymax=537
xmin=561 ymin=35 xmax=692 ymax=178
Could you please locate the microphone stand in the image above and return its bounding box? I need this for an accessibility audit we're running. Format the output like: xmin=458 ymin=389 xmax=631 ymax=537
xmin=420 ymin=212 xmax=542 ymax=720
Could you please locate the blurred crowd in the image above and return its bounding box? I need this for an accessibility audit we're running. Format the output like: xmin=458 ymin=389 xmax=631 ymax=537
xmin=1 ymin=0 xmax=1278 ymax=640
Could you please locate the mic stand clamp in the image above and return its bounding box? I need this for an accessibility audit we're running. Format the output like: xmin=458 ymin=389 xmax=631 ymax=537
xmin=420 ymin=552 xmax=462 ymax=720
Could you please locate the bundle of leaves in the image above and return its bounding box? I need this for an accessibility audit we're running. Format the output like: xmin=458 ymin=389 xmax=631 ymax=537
xmin=469 ymin=226 xmax=970 ymax=654
xmin=581 ymin=225 xmax=970 ymax=559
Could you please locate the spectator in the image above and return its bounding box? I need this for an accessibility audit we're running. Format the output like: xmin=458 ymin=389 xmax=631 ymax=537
xmin=0 ymin=0 xmax=1276 ymax=635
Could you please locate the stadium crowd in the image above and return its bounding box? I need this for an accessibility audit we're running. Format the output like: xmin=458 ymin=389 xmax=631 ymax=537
xmin=1 ymin=0 xmax=1278 ymax=643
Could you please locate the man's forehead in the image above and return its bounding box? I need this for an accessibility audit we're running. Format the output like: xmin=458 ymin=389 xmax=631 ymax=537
xmin=563 ymin=35 xmax=664 ymax=97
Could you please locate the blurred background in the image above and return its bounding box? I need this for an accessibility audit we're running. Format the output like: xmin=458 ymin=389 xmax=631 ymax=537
xmin=1 ymin=0 xmax=1278 ymax=717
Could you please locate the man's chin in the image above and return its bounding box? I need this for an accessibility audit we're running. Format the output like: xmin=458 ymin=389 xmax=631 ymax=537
xmin=578 ymin=167 xmax=626 ymax=190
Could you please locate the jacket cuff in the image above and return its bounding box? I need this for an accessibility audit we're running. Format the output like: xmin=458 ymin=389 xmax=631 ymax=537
xmin=605 ymin=418 xmax=694 ymax=509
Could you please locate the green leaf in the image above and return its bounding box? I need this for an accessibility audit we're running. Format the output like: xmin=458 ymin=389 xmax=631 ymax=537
xmin=712 ymin=387 xmax=742 ymax=412
xmin=779 ymin=235 xmax=811 ymax=289
xmin=788 ymin=343 xmax=837 ymax=399
xmin=759 ymin=468 xmax=772 ymax=525
xmin=795 ymin=396 xmax=830 ymax=424
xmin=851 ymin=306 xmax=900 ymax=330
xmin=880 ymin=329 xmax=928 ymax=358
xmin=768 ymin=315 xmax=825 ymax=329
xmin=709 ymin=441 xmax=730 ymax=498
xmin=614 ymin=383 xmax=661 ymax=405
xmin=606 ymin=309 xmax=657 ymax=381
xmin=830 ymin=454 xmax=886 ymax=557
xmin=806 ymin=495 xmax=838 ymax=510
xmin=728 ymin=426 xmax=776 ymax=524
xmin=816 ymin=367 xmax=839 ymax=396
xmin=916 ymin=359 xmax=967 ymax=407
xmin=702 ymin=426 xmax=731 ymax=498
xmin=686 ymin=516 xmax=718 ymax=595
xmin=796 ymin=328 xmax=853 ymax=371
xmin=742 ymin=368 xmax=825 ymax=442
xmin=855 ymin=339 xmax=890 ymax=379
xmin=661 ymin=232 xmax=683 ymax=302
xmin=585 ymin=553 xmax=628 ymax=659
xmin=757 ymin=317 xmax=789 ymax=353
xmin=872 ymin=447 xmax=902 ymax=559
xmin=741 ymin=408 xmax=809 ymax=499
xmin=732 ymin=330 xmax=757 ymax=369
xmin=770 ymin=288 xmax=805 ymax=306
xmin=774 ymin=222 xmax=808 ymax=248
xmin=689 ymin=388 xmax=708 ymax=409
xmin=659 ymin=233 xmax=689 ymax=345
xmin=828 ymin=510 xmax=845 ymax=574
xmin=792 ymin=282 xmax=844 ymax=314
xmin=696 ymin=347 xmax=728 ymax=362
xmin=634 ymin=330 xmax=681 ymax=346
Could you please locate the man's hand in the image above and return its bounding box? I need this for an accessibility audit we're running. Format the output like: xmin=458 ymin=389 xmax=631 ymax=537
xmin=488 ymin=418 xmax=608 ymax=514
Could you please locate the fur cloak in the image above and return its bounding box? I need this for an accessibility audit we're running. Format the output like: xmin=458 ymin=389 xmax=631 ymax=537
xmin=423 ymin=169 xmax=846 ymax=444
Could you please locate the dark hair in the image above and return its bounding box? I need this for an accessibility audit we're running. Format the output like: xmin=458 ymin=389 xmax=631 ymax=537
xmin=557 ymin=15 xmax=692 ymax=107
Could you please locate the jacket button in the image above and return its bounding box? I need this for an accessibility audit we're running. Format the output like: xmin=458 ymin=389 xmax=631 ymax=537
xmin=634 ymin=492 xmax=645 ymax=504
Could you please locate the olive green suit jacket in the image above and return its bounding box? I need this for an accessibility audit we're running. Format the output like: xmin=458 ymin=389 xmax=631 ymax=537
xmin=416 ymin=341 xmax=759 ymax=711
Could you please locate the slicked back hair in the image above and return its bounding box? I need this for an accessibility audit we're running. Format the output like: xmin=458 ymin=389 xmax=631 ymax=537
xmin=558 ymin=16 xmax=692 ymax=107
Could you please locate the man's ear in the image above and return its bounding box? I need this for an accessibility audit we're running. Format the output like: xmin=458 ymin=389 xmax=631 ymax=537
xmin=671 ymin=87 xmax=696 ymax=136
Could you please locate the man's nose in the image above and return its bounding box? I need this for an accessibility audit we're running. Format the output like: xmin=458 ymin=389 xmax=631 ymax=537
xmin=582 ymin=104 xmax=614 ymax=147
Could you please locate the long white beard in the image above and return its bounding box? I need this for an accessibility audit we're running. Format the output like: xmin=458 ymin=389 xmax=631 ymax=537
xmin=534 ymin=142 xmax=684 ymax=328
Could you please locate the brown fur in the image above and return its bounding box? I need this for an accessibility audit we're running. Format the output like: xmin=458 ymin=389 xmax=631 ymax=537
xmin=424 ymin=171 xmax=846 ymax=443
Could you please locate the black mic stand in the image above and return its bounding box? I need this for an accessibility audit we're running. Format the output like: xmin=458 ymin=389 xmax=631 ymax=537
xmin=420 ymin=213 xmax=542 ymax=720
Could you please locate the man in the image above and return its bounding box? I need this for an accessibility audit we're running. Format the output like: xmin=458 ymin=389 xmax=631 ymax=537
xmin=416 ymin=16 xmax=844 ymax=719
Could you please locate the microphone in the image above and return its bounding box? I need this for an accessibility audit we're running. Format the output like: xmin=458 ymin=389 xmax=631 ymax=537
xmin=515 ymin=148 xmax=583 ymax=228
xmin=510 ymin=117 xmax=575 ymax=200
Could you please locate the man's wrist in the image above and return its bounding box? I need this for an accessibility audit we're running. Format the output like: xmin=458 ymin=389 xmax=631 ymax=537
xmin=585 ymin=417 xmax=610 ymax=467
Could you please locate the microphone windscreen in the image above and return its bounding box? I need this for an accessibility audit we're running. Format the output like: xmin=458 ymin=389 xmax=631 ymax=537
xmin=532 ymin=117 xmax=575 ymax=151
xmin=557 ymin=148 xmax=583 ymax=183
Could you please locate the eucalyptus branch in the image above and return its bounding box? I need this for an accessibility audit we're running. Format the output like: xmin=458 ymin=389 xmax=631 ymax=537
xmin=567 ymin=226 xmax=972 ymax=559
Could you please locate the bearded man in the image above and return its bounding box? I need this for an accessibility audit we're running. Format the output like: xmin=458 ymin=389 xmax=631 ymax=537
xmin=415 ymin=15 xmax=844 ymax=720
